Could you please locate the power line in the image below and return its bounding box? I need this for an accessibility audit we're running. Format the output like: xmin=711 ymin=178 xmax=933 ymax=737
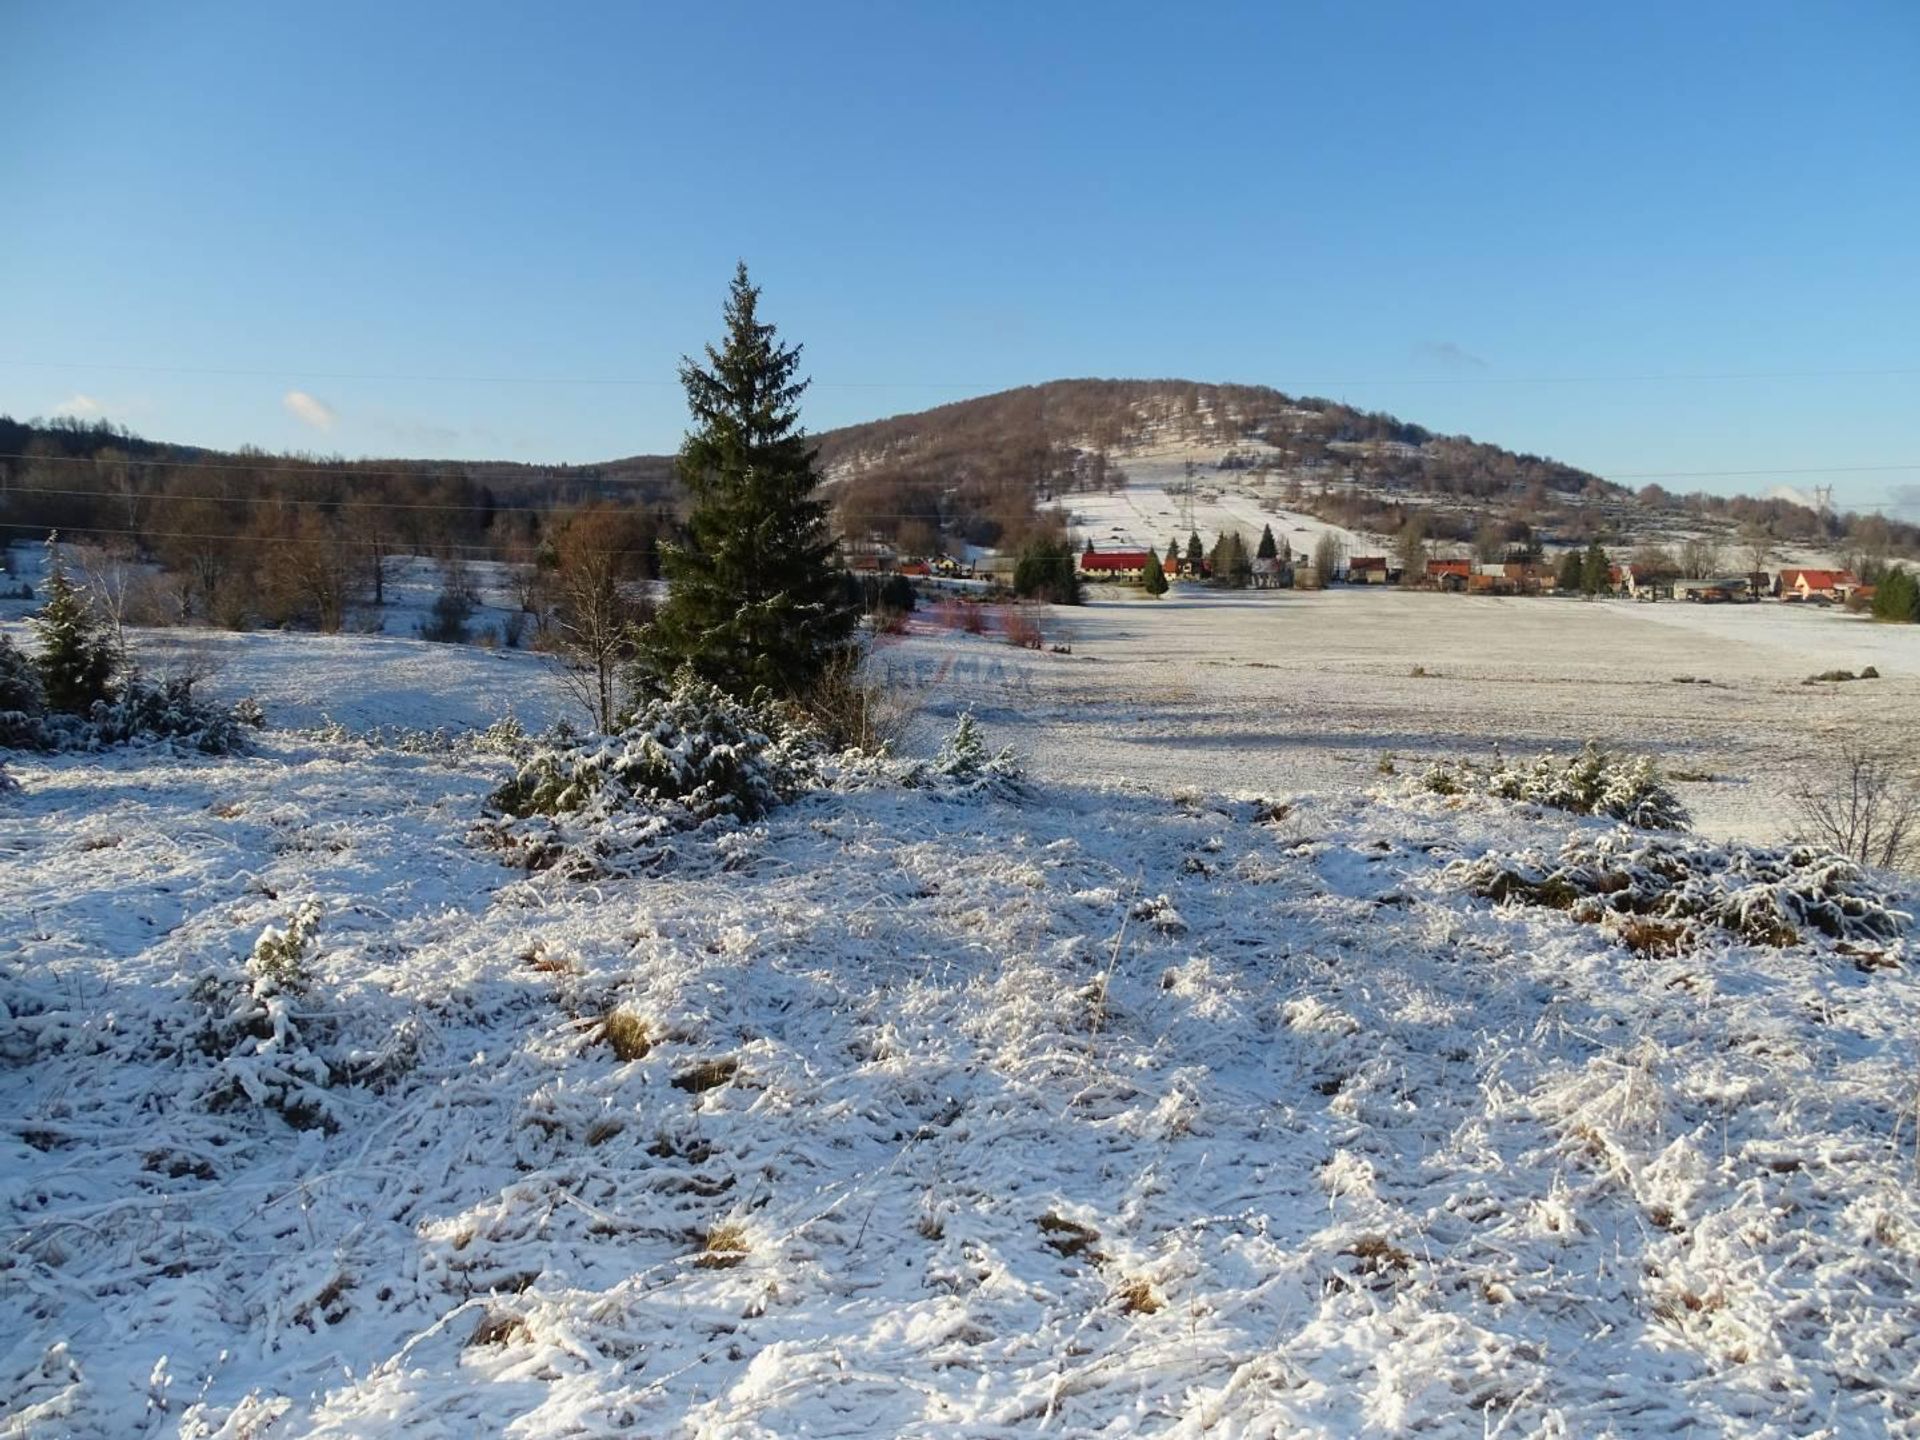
xmin=0 ymin=449 xmax=667 ymax=483
xmin=0 ymin=519 xmax=651 ymax=557
xmin=3 ymin=449 xmax=1914 ymax=492
xmin=5 ymin=357 xmax=1920 ymax=389
xmin=3 ymin=481 xmax=634 ymax=516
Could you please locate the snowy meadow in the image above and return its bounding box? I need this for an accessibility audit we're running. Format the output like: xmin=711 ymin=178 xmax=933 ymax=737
xmin=3 ymin=594 xmax=1919 ymax=1438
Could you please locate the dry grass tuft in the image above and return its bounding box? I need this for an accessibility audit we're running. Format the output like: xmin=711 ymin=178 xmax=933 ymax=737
xmin=1617 ymin=917 xmax=1691 ymax=956
xmin=696 ymin=1221 xmax=751 ymax=1269
xmin=1344 ymin=1234 xmax=1414 ymax=1278
xmin=1038 ymin=1213 xmax=1101 ymax=1259
xmin=600 ymin=1009 xmax=655 ymax=1062
xmin=585 ymin=1119 xmax=624 ymax=1146
xmin=1115 ymin=1277 xmax=1164 ymax=1314
xmin=468 ymin=1311 xmax=532 ymax=1347
xmin=673 ymin=1056 xmax=739 ymax=1093
xmin=520 ymin=941 xmax=578 ymax=975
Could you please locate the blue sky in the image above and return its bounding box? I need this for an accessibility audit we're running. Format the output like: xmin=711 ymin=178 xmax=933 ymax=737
xmin=2 ymin=1 xmax=1916 ymax=513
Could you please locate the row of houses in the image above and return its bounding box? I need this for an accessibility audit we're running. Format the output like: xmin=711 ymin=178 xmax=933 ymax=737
xmin=1348 ymin=555 xmax=1869 ymax=603
xmin=849 ymin=537 xmax=1870 ymax=608
xmin=1076 ymin=545 xmax=1295 ymax=587
xmin=1344 ymin=556 xmax=1563 ymax=593
xmin=1607 ymin=566 xmax=1865 ymax=603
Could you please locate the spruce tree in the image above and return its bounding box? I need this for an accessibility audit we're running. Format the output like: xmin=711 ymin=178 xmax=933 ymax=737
xmin=1167 ymin=537 xmax=1183 ymax=576
xmin=1185 ymin=531 xmax=1205 ymax=576
xmin=1142 ymin=546 xmax=1168 ymax=597
xmin=1227 ymin=532 xmax=1253 ymax=588
xmin=1257 ymin=523 xmax=1278 ymax=561
xmin=1557 ymin=549 xmax=1585 ymax=593
xmin=644 ymin=264 xmax=854 ymax=699
xmin=1581 ymin=541 xmax=1610 ymax=597
xmin=31 ymin=541 xmax=117 ymax=714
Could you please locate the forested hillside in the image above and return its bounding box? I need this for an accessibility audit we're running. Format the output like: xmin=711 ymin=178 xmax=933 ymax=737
xmin=817 ymin=379 xmax=1614 ymax=551
xmin=813 ymin=379 xmax=1916 ymax=559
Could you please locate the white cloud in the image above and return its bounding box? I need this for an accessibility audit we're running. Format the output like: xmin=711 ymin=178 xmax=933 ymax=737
xmin=51 ymin=393 xmax=105 ymax=418
xmin=283 ymin=390 xmax=337 ymax=430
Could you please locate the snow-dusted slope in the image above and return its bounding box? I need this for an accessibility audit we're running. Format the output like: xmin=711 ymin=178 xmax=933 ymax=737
xmin=3 ymin=635 xmax=1918 ymax=1437
xmin=1063 ymin=444 xmax=1373 ymax=559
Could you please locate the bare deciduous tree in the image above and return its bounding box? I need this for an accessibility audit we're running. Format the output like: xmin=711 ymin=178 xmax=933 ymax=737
xmin=548 ymin=505 xmax=652 ymax=729
xmin=1792 ymin=743 xmax=1919 ymax=873
xmin=1678 ymin=536 xmax=1723 ymax=580
xmin=68 ymin=538 xmax=142 ymax=668
xmin=1312 ymin=531 xmax=1344 ymax=584
xmin=268 ymin=513 xmax=361 ymax=633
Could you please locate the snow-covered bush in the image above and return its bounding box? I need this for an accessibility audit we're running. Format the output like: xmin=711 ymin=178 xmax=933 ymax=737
xmin=2 ymin=625 xmax=256 ymax=755
xmin=1455 ymin=828 xmax=1912 ymax=948
xmin=1486 ymin=743 xmax=1689 ymax=830
xmin=1 ymin=675 xmax=257 ymax=755
xmin=490 ymin=672 xmax=819 ymax=825
xmin=929 ymin=710 xmax=1023 ymax=795
xmin=191 ymin=902 xmax=420 ymax=1132
xmin=0 ymin=634 xmax=45 ymax=716
xmin=248 ymin=899 xmax=323 ymax=993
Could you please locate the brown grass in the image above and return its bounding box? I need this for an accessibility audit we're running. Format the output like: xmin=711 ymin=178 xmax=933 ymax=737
xmin=600 ymin=1010 xmax=654 ymax=1062
xmin=1344 ymin=1234 xmax=1414 ymax=1277
xmin=695 ymin=1221 xmax=751 ymax=1269
xmin=1115 ymin=1277 xmax=1164 ymax=1314
xmin=1038 ymin=1213 xmax=1101 ymax=1259
xmin=1617 ymin=917 xmax=1691 ymax=956
xmin=672 ymin=1056 xmax=739 ymax=1093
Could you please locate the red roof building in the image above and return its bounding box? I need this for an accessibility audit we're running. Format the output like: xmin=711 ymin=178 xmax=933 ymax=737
xmin=1077 ymin=545 xmax=1160 ymax=579
xmin=1780 ymin=568 xmax=1861 ymax=599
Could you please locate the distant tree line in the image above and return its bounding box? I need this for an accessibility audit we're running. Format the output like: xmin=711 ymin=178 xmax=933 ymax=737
xmin=0 ymin=415 xmax=673 ymax=635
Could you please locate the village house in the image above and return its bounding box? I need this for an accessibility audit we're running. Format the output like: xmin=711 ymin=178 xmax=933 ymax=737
xmin=1249 ymin=555 xmax=1293 ymax=589
xmin=1607 ymin=562 xmax=1651 ymax=599
xmin=1426 ymin=557 xmax=1471 ymax=591
xmin=1675 ymin=575 xmax=1755 ymax=603
xmin=1077 ymin=543 xmax=1162 ymax=582
xmin=1347 ymin=555 xmax=1390 ymax=585
xmin=1778 ymin=567 xmax=1862 ymax=603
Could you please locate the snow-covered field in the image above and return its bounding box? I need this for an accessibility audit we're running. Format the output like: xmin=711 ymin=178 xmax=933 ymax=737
xmin=5 ymin=595 xmax=1920 ymax=1437
xmin=886 ymin=586 xmax=1920 ymax=844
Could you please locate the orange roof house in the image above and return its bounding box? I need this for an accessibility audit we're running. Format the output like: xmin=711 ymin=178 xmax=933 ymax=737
xmin=1780 ymin=567 xmax=1861 ymax=600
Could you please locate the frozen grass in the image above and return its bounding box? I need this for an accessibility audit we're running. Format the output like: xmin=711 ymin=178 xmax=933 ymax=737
xmin=4 ymin=665 xmax=1919 ymax=1434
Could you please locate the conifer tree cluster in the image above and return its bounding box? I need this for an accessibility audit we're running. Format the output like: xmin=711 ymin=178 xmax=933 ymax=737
xmin=1012 ymin=536 xmax=1081 ymax=604
xmin=1872 ymin=566 xmax=1919 ymax=623
xmin=643 ymin=264 xmax=855 ymax=700
xmin=1207 ymin=531 xmax=1253 ymax=588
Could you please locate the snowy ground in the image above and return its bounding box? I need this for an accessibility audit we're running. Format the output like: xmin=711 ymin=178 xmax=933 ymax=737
xmin=885 ymin=585 xmax=1920 ymax=845
xmin=4 ymin=601 xmax=1920 ymax=1437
